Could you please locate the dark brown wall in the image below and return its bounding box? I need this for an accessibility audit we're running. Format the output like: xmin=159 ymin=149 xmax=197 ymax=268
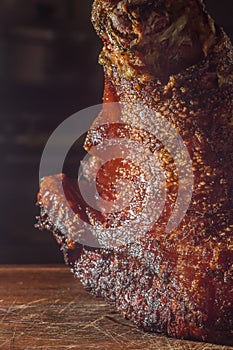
xmin=0 ymin=0 xmax=232 ymax=264
xmin=0 ymin=0 xmax=103 ymax=264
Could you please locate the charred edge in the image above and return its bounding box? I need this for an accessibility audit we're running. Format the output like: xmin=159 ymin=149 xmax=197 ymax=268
xmin=36 ymin=201 xmax=106 ymax=268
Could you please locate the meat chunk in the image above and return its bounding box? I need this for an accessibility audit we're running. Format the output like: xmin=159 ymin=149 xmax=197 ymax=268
xmin=37 ymin=0 xmax=233 ymax=344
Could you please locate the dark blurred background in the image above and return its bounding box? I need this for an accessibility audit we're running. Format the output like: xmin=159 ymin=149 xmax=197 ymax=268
xmin=0 ymin=0 xmax=232 ymax=264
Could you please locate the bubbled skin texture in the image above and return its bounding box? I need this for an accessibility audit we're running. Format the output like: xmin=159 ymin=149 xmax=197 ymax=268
xmin=37 ymin=0 xmax=233 ymax=345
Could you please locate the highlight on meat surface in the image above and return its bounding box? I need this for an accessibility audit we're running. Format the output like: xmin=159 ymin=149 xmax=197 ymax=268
xmin=38 ymin=102 xmax=194 ymax=248
xmin=36 ymin=0 xmax=233 ymax=345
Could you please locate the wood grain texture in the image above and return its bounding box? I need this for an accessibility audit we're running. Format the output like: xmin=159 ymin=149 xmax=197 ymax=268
xmin=0 ymin=266 xmax=232 ymax=350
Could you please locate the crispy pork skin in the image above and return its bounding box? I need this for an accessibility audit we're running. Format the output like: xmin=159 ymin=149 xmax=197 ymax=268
xmin=37 ymin=0 xmax=233 ymax=344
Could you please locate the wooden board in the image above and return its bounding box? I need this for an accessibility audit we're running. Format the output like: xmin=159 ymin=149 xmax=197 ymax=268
xmin=0 ymin=265 xmax=232 ymax=350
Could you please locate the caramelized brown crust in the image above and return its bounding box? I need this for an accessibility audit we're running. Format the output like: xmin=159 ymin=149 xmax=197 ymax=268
xmin=92 ymin=0 xmax=216 ymax=82
xmin=37 ymin=0 xmax=233 ymax=344
xmin=38 ymin=173 xmax=233 ymax=345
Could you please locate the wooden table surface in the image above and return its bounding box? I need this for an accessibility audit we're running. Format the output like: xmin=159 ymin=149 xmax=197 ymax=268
xmin=0 ymin=266 xmax=232 ymax=350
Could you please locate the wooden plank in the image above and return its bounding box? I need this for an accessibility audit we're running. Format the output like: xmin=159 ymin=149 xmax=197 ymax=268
xmin=0 ymin=266 xmax=231 ymax=350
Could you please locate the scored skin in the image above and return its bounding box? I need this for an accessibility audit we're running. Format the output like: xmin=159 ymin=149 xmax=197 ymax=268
xmin=37 ymin=0 xmax=233 ymax=345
